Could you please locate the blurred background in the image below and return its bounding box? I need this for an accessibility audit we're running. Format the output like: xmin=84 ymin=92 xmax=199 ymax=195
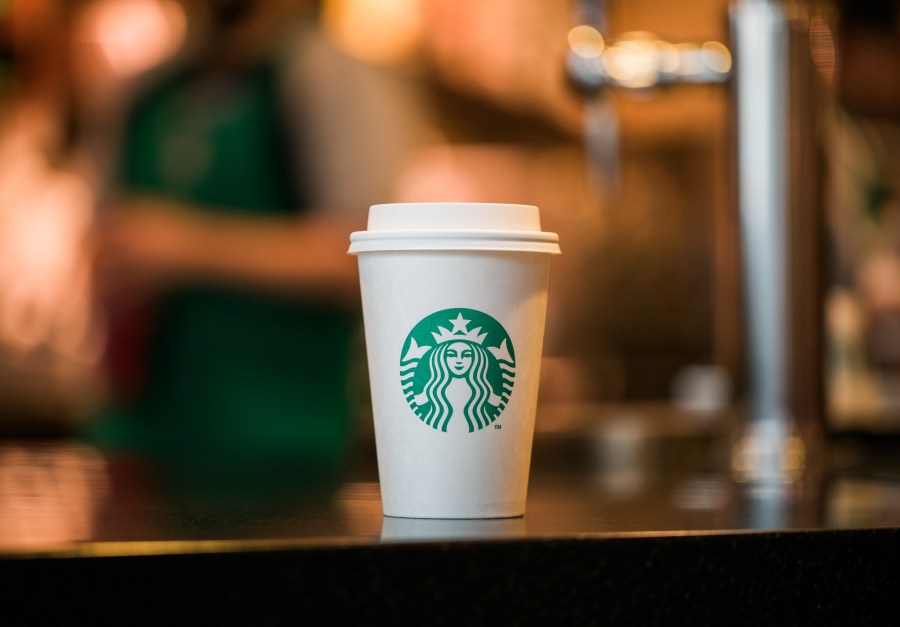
xmin=0 ymin=0 xmax=739 ymax=432
xmin=1 ymin=0 xmax=900 ymax=540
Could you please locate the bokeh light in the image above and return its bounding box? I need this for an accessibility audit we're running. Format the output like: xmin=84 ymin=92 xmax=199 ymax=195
xmin=322 ymin=0 xmax=423 ymax=64
xmin=74 ymin=0 xmax=186 ymax=77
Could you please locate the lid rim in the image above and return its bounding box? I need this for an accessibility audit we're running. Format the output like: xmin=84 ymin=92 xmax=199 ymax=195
xmin=348 ymin=240 xmax=561 ymax=255
xmin=350 ymin=229 xmax=559 ymax=242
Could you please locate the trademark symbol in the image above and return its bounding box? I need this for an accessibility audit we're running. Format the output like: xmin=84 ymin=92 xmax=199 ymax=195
xmin=494 ymin=424 xmax=502 ymax=430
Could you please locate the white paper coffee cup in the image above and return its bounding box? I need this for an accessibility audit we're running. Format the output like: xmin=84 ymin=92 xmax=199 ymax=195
xmin=349 ymin=203 xmax=560 ymax=518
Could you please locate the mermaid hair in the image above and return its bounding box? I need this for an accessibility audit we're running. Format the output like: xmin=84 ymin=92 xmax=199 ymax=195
xmin=422 ymin=343 xmax=454 ymax=431
xmin=462 ymin=342 xmax=495 ymax=431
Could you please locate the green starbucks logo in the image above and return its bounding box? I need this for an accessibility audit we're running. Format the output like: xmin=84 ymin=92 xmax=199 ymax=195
xmin=400 ymin=308 xmax=515 ymax=433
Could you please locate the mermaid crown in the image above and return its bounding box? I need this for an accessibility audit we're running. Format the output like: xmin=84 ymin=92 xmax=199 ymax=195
xmin=431 ymin=312 xmax=487 ymax=345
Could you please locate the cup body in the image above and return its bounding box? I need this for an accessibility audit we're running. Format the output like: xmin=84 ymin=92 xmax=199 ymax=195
xmin=349 ymin=203 xmax=559 ymax=519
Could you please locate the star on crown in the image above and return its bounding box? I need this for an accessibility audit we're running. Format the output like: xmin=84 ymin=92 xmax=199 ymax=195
xmin=432 ymin=312 xmax=488 ymax=345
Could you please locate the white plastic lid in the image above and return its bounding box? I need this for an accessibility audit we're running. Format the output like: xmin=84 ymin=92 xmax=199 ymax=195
xmin=348 ymin=203 xmax=560 ymax=255
xmin=367 ymin=202 xmax=542 ymax=231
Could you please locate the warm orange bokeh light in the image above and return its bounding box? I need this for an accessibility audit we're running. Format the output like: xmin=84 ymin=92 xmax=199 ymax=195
xmin=322 ymin=0 xmax=423 ymax=64
xmin=75 ymin=0 xmax=187 ymax=77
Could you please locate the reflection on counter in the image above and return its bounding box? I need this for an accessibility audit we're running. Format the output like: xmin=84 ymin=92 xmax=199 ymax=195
xmin=828 ymin=479 xmax=900 ymax=528
xmin=1 ymin=431 xmax=899 ymax=554
xmin=0 ymin=443 xmax=107 ymax=550
xmin=381 ymin=516 xmax=527 ymax=543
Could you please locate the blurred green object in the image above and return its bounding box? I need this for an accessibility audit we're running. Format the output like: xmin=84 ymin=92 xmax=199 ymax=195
xmin=88 ymin=60 xmax=356 ymax=491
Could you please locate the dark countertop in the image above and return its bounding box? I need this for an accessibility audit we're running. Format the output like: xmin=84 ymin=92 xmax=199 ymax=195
xmin=1 ymin=432 xmax=899 ymax=624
